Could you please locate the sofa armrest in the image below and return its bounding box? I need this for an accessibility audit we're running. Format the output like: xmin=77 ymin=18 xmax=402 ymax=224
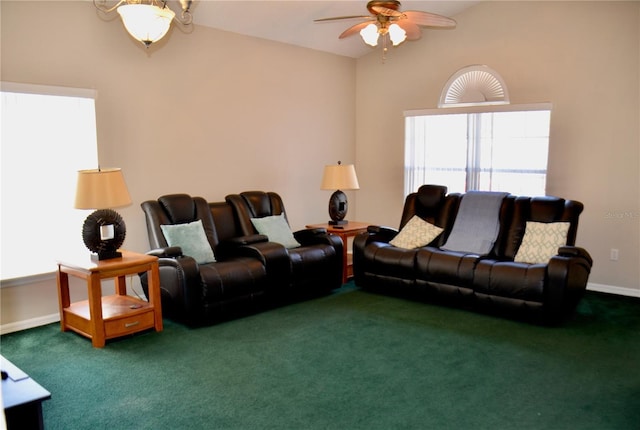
xmin=545 ymin=247 xmax=593 ymax=323
xmin=558 ymin=246 xmax=593 ymax=266
xmin=226 ymin=234 xmax=269 ymax=246
xmin=139 ymin=253 xmax=201 ymax=321
xmin=294 ymin=228 xmax=327 ymax=242
xmin=215 ymin=235 xmax=269 ymax=260
xmin=366 ymin=225 xmax=399 ymax=243
xmin=294 ymin=228 xmax=339 ymax=248
xmin=235 ymin=241 xmax=292 ymax=291
xmin=234 ymin=241 xmax=288 ymax=263
xmin=353 ymin=226 xmax=398 ymax=257
xmin=294 ymin=228 xmax=343 ymax=260
xmin=156 ymin=255 xmax=200 ymax=280
xmin=147 ymin=246 xmax=183 ymax=258
xmin=359 ymin=225 xmax=398 ymax=243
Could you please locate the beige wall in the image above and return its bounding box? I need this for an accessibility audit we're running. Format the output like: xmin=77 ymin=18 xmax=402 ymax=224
xmin=0 ymin=1 xmax=356 ymax=329
xmin=355 ymin=1 xmax=639 ymax=293
xmin=1 ymin=1 xmax=638 ymax=331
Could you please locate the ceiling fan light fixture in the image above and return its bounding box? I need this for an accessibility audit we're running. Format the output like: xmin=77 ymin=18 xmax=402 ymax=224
xmin=360 ymin=23 xmax=380 ymax=47
xmin=388 ymin=23 xmax=406 ymax=46
xmin=316 ymin=1 xmax=456 ymax=60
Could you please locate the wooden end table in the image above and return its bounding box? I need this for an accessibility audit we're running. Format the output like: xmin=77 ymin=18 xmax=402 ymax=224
xmin=306 ymin=221 xmax=370 ymax=284
xmin=56 ymin=250 xmax=162 ymax=348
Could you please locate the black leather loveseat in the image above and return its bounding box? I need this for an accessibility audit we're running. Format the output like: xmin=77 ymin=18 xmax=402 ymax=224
xmin=353 ymin=185 xmax=593 ymax=323
xmin=140 ymin=192 xmax=343 ymax=325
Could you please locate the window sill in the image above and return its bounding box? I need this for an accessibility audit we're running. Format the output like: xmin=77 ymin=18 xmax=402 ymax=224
xmin=1 ymin=272 xmax=56 ymax=289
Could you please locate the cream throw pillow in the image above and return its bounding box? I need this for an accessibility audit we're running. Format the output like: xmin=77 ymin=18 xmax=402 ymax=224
xmin=514 ymin=221 xmax=570 ymax=264
xmin=390 ymin=216 xmax=443 ymax=249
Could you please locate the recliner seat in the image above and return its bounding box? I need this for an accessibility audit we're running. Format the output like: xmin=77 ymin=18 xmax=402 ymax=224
xmin=140 ymin=194 xmax=269 ymax=325
xmin=471 ymin=196 xmax=591 ymax=319
xmin=226 ymin=191 xmax=343 ymax=298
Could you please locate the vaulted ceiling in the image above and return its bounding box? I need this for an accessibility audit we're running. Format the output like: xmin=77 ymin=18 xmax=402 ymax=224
xmin=190 ymin=1 xmax=481 ymax=58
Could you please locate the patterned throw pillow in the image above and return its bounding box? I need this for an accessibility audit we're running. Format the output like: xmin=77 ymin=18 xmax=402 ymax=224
xmin=514 ymin=221 xmax=570 ymax=264
xmin=161 ymin=219 xmax=216 ymax=264
xmin=390 ymin=216 xmax=444 ymax=249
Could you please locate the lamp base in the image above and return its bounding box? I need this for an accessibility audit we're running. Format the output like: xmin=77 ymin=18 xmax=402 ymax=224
xmin=91 ymin=250 xmax=123 ymax=261
xmin=328 ymin=220 xmax=348 ymax=226
xmin=328 ymin=190 xmax=349 ymax=225
xmin=82 ymin=209 xmax=127 ymax=262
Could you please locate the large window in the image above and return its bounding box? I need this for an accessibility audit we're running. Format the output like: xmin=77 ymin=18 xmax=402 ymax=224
xmin=404 ymin=104 xmax=551 ymax=197
xmin=1 ymin=83 xmax=98 ymax=281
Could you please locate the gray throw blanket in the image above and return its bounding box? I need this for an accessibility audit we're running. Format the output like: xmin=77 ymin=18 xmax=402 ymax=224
xmin=442 ymin=191 xmax=509 ymax=254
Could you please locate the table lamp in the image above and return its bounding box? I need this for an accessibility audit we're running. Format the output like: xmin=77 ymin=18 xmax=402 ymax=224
xmin=320 ymin=161 xmax=360 ymax=225
xmin=74 ymin=168 xmax=132 ymax=260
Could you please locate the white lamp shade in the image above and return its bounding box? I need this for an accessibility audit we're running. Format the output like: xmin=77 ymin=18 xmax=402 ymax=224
xmin=117 ymin=4 xmax=175 ymax=46
xmin=321 ymin=164 xmax=360 ymax=191
xmin=389 ymin=24 xmax=407 ymax=46
xmin=74 ymin=168 xmax=132 ymax=209
xmin=360 ymin=23 xmax=380 ymax=47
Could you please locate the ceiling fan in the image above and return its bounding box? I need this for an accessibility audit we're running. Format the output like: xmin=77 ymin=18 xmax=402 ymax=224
xmin=315 ymin=1 xmax=456 ymax=53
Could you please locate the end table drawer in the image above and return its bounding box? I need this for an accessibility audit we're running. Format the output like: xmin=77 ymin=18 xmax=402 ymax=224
xmin=105 ymin=311 xmax=155 ymax=338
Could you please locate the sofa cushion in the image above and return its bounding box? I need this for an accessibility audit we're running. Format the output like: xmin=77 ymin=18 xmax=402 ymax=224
xmin=363 ymin=243 xmax=418 ymax=280
xmin=415 ymin=248 xmax=477 ymax=289
xmin=514 ymin=221 xmax=569 ymax=264
xmin=251 ymin=213 xmax=301 ymax=249
xmin=161 ymin=219 xmax=216 ymax=264
xmin=390 ymin=216 xmax=443 ymax=249
xmin=473 ymin=260 xmax=546 ymax=303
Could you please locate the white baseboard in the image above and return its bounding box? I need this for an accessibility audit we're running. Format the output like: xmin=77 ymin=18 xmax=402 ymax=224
xmin=587 ymin=282 xmax=640 ymax=298
xmin=0 ymin=313 xmax=60 ymax=335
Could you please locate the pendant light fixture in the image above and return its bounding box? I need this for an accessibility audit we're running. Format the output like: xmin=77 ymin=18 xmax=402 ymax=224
xmin=94 ymin=0 xmax=193 ymax=47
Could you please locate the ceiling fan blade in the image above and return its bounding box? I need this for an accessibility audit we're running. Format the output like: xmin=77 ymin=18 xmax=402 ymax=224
xmin=339 ymin=21 xmax=374 ymax=39
xmin=402 ymin=11 xmax=457 ymax=28
xmin=314 ymin=15 xmax=371 ymax=23
xmin=396 ymin=20 xmax=421 ymax=40
xmin=371 ymin=6 xmax=402 ymax=17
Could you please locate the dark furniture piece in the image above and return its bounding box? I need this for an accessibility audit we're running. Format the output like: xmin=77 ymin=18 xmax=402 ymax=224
xmin=140 ymin=192 xmax=343 ymax=325
xmin=226 ymin=191 xmax=343 ymax=298
xmin=2 ymin=355 xmax=51 ymax=430
xmin=353 ymin=185 xmax=593 ymax=323
xmin=140 ymin=194 xmax=270 ymax=325
xmin=306 ymin=221 xmax=370 ymax=284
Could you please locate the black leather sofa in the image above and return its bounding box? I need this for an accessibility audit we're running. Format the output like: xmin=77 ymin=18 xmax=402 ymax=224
xmin=353 ymin=185 xmax=593 ymax=323
xmin=140 ymin=192 xmax=343 ymax=325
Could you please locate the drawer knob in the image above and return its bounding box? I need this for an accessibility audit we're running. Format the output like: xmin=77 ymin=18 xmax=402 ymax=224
xmin=125 ymin=321 xmax=140 ymax=328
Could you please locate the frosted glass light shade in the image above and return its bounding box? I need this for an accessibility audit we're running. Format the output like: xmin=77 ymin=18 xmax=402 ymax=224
xmin=388 ymin=24 xmax=407 ymax=46
xmin=360 ymin=24 xmax=380 ymax=47
xmin=117 ymin=4 xmax=175 ymax=46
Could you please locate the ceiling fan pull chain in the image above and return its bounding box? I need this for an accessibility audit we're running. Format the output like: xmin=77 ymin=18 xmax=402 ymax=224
xmin=381 ymin=34 xmax=388 ymax=62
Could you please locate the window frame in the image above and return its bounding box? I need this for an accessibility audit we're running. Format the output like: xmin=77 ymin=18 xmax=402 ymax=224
xmin=1 ymin=82 xmax=99 ymax=285
xmin=403 ymin=102 xmax=552 ymax=197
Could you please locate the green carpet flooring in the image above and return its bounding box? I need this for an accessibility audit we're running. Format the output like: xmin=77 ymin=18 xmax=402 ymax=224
xmin=1 ymin=284 xmax=639 ymax=429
